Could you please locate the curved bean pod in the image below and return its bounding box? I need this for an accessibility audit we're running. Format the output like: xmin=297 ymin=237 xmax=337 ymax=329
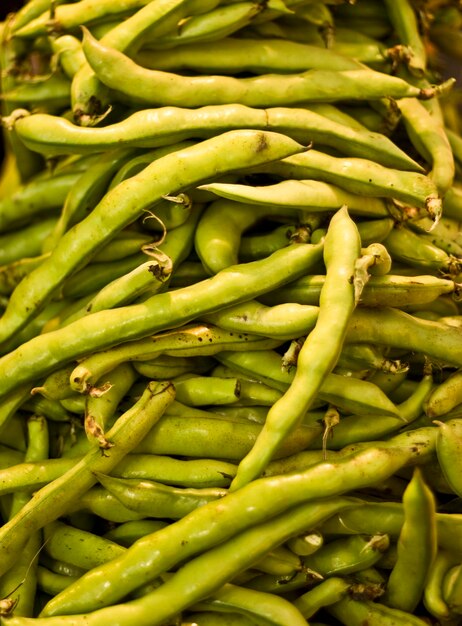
xmin=38 ymin=429 xmax=435 ymax=616
xmin=203 ymin=300 xmax=319 ymax=341
xmin=31 ymin=499 xmax=359 ymax=625
xmin=262 ymin=273 xmax=460 ymax=308
xmin=81 ymin=27 xmax=435 ymax=109
xmin=255 ymin=149 xmax=441 ymax=214
xmin=434 ymin=419 xmax=462 ymax=497
xmin=398 ymin=97 xmax=455 ymax=198
xmin=424 ymin=550 xmax=461 ymax=620
xmin=70 ymin=0 xmax=223 ymax=124
xmin=95 ymin=473 xmax=227 ymax=519
xmin=14 ymin=0 xmax=154 ymax=38
xmin=143 ymin=2 xmax=264 ymax=48
xmin=13 ymin=104 xmax=419 ymax=170
xmin=302 ymin=533 xmax=390 ymax=578
xmin=194 ymin=199 xmax=301 ymax=273
xmin=293 ymin=577 xmax=351 ymax=619
xmin=0 ymin=380 xmax=175 ymax=578
xmin=381 ymin=467 xmax=437 ymax=612
xmin=43 ymin=520 xmax=126 ymax=571
xmin=228 ymin=207 xmax=361 ymax=489
xmin=0 ymin=171 xmax=79 ymax=233
xmin=327 ymin=595 xmax=429 ymax=625
xmin=200 ymin=178 xmax=389 ymax=217
xmin=70 ymin=323 xmax=284 ymax=394
xmin=136 ymin=35 xmax=368 ymax=73
xmin=0 ymin=129 xmax=308 ymax=347
xmin=347 ymin=307 xmax=462 ymax=367
xmin=189 ymin=583 xmax=308 ymax=626
xmin=425 ymin=370 xmax=462 ymax=418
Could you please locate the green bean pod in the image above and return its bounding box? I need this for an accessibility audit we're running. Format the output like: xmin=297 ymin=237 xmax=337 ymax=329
xmin=346 ymin=307 xmax=462 ymax=368
xmin=95 ymin=473 xmax=227 ymax=519
xmin=434 ymin=419 xmax=462 ymax=497
xmin=36 ymin=426 xmax=436 ymax=616
xmin=14 ymin=0 xmax=154 ymax=38
xmin=381 ymin=467 xmax=437 ymax=612
xmin=0 ymin=218 xmax=55 ymax=265
xmin=70 ymin=0 xmax=223 ymax=124
xmin=443 ymin=563 xmax=462 ymax=615
xmin=383 ymin=0 xmax=427 ymax=76
xmin=229 ymin=207 xmax=362 ymax=489
xmin=263 ymin=273 xmax=460 ymax=308
xmin=0 ymin=129 xmax=308 ymax=348
xmin=200 ymin=179 xmax=389 ymax=218
xmin=293 ymin=577 xmax=352 ymax=619
xmin=70 ymin=323 xmax=284 ymax=394
xmin=302 ymin=533 xmax=390 ymax=578
xmin=327 ymin=596 xmax=429 ymax=625
xmin=424 ymin=549 xmax=461 ymax=620
xmin=33 ymin=498 xmax=360 ymax=626
xmin=425 ymin=370 xmax=462 ymax=418
xmin=135 ymin=35 xmax=375 ymax=74
xmin=216 ymin=350 xmax=401 ymax=417
xmin=0 ymin=171 xmax=79 ymax=233
xmin=43 ymin=520 xmax=126 ymax=571
xmin=203 ymin=300 xmax=320 ymax=341
xmin=0 ymin=380 xmax=175 ymax=578
xmin=255 ymin=149 xmax=441 ymax=214
xmin=194 ymin=199 xmax=301 ymax=274
xmin=144 ymin=2 xmax=264 ymax=48
xmin=398 ymin=97 xmax=455 ymax=197
xmin=12 ymin=104 xmax=420 ymax=171
xmin=81 ymin=27 xmax=435 ymax=109
xmin=189 ymin=583 xmax=308 ymax=626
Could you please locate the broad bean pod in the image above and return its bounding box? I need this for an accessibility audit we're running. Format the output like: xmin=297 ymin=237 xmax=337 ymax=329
xmin=424 ymin=549 xmax=461 ymax=620
xmin=199 ymin=178 xmax=390 ymax=217
xmin=0 ymin=170 xmax=79 ymax=233
xmin=70 ymin=0 xmax=224 ymax=124
xmin=203 ymin=300 xmax=319 ymax=341
xmin=0 ymin=380 xmax=175 ymax=578
xmin=12 ymin=104 xmax=419 ymax=170
xmin=194 ymin=199 xmax=301 ymax=273
xmin=43 ymin=520 xmax=126 ymax=571
xmin=142 ymin=2 xmax=264 ymax=48
xmin=95 ymin=473 xmax=227 ymax=519
xmin=29 ymin=499 xmax=359 ymax=625
xmin=383 ymin=0 xmax=427 ymax=76
xmin=262 ymin=273 xmax=461 ymax=309
xmin=69 ymin=323 xmax=284 ymax=394
xmin=381 ymin=468 xmax=437 ymax=612
xmin=434 ymin=419 xmax=462 ymax=497
xmin=398 ymin=97 xmax=455 ymax=197
xmin=135 ymin=35 xmax=375 ymax=73
xmin=80 ymin=27 xmax=439 ymax=109
xmin=255 ymin=149 xmax=441 ymax=217
xmin=216 ymin=350 xmax=400 ymax=417
xmin=14 ymin=0 xmax=155 ymax=38
xmin=425 ymin=370 xmax=462 ymax=418
xmin=327 ymin=595 xmax=429 ymax=626
xmin=346 ymin=307 xmax=462 ymax=368
xmin=0 ymin=129 xmax=308 ymax=347
xmin=321 ymin=500 xmax=462 ymax=553
xmin=302 ymin=533 xmax=390 ymax=578
xmin=38 ymin=429 xmax=435 ymax=616
xmin=226 ymin=206 xmax=363 ymax=488
xmin=188 ymin=583 xmax=308 ymax=626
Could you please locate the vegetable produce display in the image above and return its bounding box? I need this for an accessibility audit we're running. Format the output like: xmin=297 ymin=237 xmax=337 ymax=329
xmin=1 ymin=0 xmax=462 ymax=624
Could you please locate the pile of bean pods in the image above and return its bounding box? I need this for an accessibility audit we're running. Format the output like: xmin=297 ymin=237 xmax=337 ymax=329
xmin=1 ymin=0 xmax=462 ymax=624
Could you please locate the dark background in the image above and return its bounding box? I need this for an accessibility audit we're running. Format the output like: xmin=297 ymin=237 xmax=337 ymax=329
xmin=2 ymin=1 xmax=22 ymax=16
